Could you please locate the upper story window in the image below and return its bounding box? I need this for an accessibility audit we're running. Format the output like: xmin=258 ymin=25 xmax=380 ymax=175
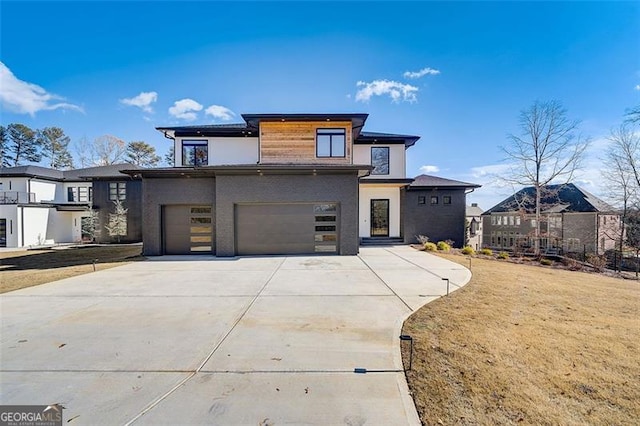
xmin=68 ymin=187 xmax=92 ymax=202
xmin=443 ymin=196 xmax=451 ymax=205
xmin=316 ymin=129 xmax=345 ymax=158
xmin=430 ymin=196 xmax=438 ymax=205
xmin=182 ymin=140 xmax=208 ymax=166
xmin=371 ymin=147 xmax=390 ymax=175
xmin=109 ymin=182 xmax=126 ymax=201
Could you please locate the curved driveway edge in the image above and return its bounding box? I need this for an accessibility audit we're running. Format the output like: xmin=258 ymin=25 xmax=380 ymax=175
xmin=0 ymin=246 xmax=471 ymax=425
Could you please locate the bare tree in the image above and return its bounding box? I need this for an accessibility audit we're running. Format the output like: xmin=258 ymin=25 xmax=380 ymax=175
xmin=73 ymin=136 xmax=95 ymax=167
xmin=94 ymin=135 xmax=126 ymax=165
xmin=602 ymin=122 xmax=640 ymax=272
xmin=501 ymin=100 xmax=590 ymax=256
xmin=104 ymin=199 xmax=128 ymax=242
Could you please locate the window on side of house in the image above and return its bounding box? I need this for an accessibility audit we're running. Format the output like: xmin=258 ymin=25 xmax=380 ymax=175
xmin=430 ymin=196 xmax=438 ymax=205
xmin=182 ymin=140 xmax=208 ymax=166
xmin=418 ymin=196 xmax=426 ymax=205
xmin=67 ymin=187 xmax=77 ymax=202
xmin=443 ymin=196 xmax=451 ymax=205
xmin=515 ymin=216 xmax=521 ymax=226
xmin=109 ymin=182 xmax=126 ymax=201
xmin=78 ymin=187 xmax=89 ymax=202
xmin=316 ymin=128 xmax=346 ymax=158
xmin=371 ymin=146 xmax=390 ymax=175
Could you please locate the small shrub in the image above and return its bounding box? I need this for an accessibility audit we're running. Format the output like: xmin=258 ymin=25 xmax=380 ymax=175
xmin=461 ymin=246 xmax=475 ymax=255
xmin=497 ymin=251 xmax=509 ymax=260
xmin=479 ymin=248 xmax=493 ymax=256
xmin=444 ymin=239 xmax=455 ymax=247
xmin=424 ymin=242 xmax=437 ymax=251
xmin=540 ymin=258 xmax=553 ymax=266
xmin=416 ymin=235 xmax=430 ymax=245
xmin=587 ymin=254 xmax=607 ymax=273
xmin=563 ymin=257 xmax=583 ymax=271
xmin=437 ymin=241 xmax=451 ymax=251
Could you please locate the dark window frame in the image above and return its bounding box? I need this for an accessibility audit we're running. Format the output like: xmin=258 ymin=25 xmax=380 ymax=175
xmin=443 ymin=195 xmax=451 ymax=205
xmin=418 ymin=196 xmax=426 ymax=205
xmin=316 ymin=128 xmax=346 ymax=158
xmin=371 ymin=146 xmax=390 ymax=175
xmin=430 ymin=196 xmax=438 ymax=205
xmin=182 ymin=140 xmax=209 ymax=166
xmin=109 ymin=182 xmax=127 ymax=201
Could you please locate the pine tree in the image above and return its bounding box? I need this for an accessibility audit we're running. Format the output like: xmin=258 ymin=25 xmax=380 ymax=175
xmin=0 ymin=125 xmax=9 ymax=167
xmin=164 ymin=146 xmax=174 ymax=166
xmin=7 ymin=123 xmax=41 ymax=166
xmin=126 ymin=141 xmax=161 ymax=166
xmin=38 ymin=127 xmax=74 ymax=169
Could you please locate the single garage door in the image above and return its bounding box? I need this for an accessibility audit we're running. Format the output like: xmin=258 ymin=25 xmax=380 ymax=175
xmin=163 ymin=205 xmax=214 ymax=254
xmin=235 ymin=203 xmax=339 ymax=255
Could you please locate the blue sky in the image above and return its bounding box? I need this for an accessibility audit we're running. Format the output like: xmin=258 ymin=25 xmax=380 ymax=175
xmin=1 ymin=1 xmax=639 ymax=209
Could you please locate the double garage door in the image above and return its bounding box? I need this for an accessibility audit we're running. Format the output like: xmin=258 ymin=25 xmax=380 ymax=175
xmin=163 ymin=203 xmax=339 ymax=255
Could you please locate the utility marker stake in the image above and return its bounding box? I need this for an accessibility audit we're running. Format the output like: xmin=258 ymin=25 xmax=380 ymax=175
xmin=442 ymin=278 xmax=450 ymax=296
xmin=399 ymin=335 xmax=413 ymax=371
xmin=93 ymin=259 xmax=98 ymax=272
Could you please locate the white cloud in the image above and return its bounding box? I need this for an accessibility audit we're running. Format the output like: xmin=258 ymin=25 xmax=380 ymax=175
xmin=204 ymin=104 xmax=236 ymax=121
xmin=355 ymin=79 xmax=418 ymax=103
xmin=635 ymin=84 xmax=640 ymax=91
xmin=419 ymin=165 xmax=440 ymax=173
xmin=403 ymin=67 xmax=441 ymax=79
xmin=120 ymin=91 xmax=158 ymax=113
xmin=168 ymin=98 xmax=203 ymax=121
xmin=0 ymin=61 xmax=83 ymax=116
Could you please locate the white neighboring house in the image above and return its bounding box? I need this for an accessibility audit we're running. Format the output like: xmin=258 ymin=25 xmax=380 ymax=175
xmin=466 ymin=203 xmax=484 ymax=250
xmin=0 ymin=164 xmax=139 ymax=248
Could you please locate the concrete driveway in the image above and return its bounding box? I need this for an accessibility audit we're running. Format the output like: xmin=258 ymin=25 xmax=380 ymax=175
xmin=0 ymin=246 xmax=471 ymax=425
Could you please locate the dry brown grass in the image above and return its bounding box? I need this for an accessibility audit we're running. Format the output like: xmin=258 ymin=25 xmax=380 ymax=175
xmin=403 ymin=253 xmax=640 ymax=426
xmin=0 ymin=245 xmax=144 ymax=293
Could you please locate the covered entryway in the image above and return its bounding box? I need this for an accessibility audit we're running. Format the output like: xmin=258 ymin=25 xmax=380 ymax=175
xmin=235 ymin=203 xmax=339 ymax=255
xmin=163 ymin=205 xmax=214 ymax=254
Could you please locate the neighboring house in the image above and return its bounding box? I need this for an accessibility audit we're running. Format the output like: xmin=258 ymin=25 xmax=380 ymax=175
xmin=481 ymin=183 xmax=621 ymax=255
xmin=466 ymin=203 xmax=484 ymax=250
xmin=403 ymin=175 xmax=481 ymax=248
xmin=0 ymin=164 xmax=141 ymax=248
xmin=125 ymin=114 xmax=480 ymax=256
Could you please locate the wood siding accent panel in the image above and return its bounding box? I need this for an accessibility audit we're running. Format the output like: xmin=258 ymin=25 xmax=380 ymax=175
xmin=259 ymin=121 xmax=352 ymax=164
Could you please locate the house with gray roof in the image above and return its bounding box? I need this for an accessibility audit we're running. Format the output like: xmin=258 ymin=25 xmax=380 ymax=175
xmin=122 ymin=113 xmax=480 ymax=256
xmin=466 ymin=203 xmax=484 ymax=250
xmin=0 ymin=164 xmax=141 ymax=248
xmin=402 ymin=175 xmax=481 ymax=247
xmin=481 ymin=183 xmax=621 ymax=255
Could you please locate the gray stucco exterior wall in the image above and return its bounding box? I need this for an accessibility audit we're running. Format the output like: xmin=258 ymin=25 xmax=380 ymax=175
xmin=403 ymin=188 xmax=467 ymax=247
xmin=142 ymin=177 xmax=215 ymax=255
xmin=215 ymin=173 xmax=360 ymax=256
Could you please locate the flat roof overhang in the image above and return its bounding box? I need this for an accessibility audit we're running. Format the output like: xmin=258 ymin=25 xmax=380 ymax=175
xmin=55 ymin=204 xmax=91 ymax=212
xmin=359 ymin=178 xmax=414 ymax=187
xmin=122 ymin=164 xmax=373 ymax=179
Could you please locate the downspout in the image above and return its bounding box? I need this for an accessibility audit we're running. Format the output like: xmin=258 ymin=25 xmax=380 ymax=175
xmin=20 ymin=206 xmax=24 ymax=247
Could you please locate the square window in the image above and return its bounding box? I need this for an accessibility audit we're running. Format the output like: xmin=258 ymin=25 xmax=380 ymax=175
xmin=316 ymin=129 xmax=345 ymax=158
xmin=182 ymin=140 xmax=208 ymax=166
xmin=443 ymin=196 xmax=451 ymax=205
xmin=78 ymin=187 xmax=89 ymax=202
xmin=371 ymin=147 xmax=389 ymax=175
xmin=109 ymin=182 xmax=126 ymax=201
xmin=430 ymin=196 xmax=438 ymax=205
xmin=418 ymin=196 xmax=426 ymax=205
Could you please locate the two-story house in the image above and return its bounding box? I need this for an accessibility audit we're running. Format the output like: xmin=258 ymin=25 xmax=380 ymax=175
xmin=481 ymin=183 xmax=621 ymax=255
xmin=0 ymin=164 xmax=142 ymax=248
xmin=126 ymin=113 xmax=479 ymax=256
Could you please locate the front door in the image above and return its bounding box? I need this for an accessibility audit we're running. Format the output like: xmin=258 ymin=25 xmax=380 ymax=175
xmin=370 ymin=199 xmax=389 ymax=237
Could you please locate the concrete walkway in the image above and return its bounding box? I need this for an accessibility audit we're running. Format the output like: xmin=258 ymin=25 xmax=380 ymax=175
xmin=0 ymin=246 xmax=471 ymax=425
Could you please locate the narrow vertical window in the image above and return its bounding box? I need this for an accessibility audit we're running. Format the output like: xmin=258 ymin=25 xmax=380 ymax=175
xmin=371 ymin=147 xmax=390 ymax=175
